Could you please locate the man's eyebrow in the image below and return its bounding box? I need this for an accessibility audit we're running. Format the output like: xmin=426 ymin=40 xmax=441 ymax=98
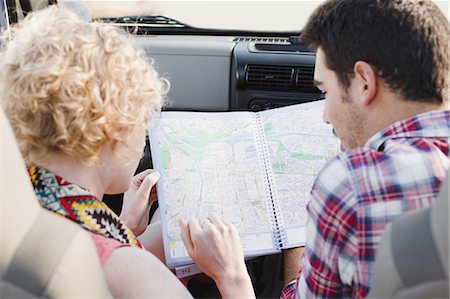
xmin=313 ymin=79 xmax=323 ymax=88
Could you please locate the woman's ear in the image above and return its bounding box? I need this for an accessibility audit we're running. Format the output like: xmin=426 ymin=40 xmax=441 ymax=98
xmin=353 ymin=61 xmax=377 ymax=107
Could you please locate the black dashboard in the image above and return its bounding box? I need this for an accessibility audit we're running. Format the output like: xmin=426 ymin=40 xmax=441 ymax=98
xmin=231 ymin=41 xmax=322 ymax=111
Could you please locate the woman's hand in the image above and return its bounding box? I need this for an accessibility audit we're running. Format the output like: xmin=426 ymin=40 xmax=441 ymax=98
xmin=136 ymin=208 xmax=166 ymax=264
xmin=179 ymin=213 xmax=255 ymax=299
xmin=120 ymin=170 xmax=160 ymax=236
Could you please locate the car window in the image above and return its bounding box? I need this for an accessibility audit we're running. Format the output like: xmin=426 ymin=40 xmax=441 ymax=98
xmin=1 ymin=0 xmax=7 ymax=30
xmin=155 ymin=1 xmax=322 ymax=32
xmin=82 ymin=0 xmax=448 ymax=32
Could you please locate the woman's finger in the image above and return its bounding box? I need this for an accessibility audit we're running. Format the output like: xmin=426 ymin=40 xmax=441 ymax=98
xmin=135 ymin=171 xmax=160 ymax=203
xmin=150 ymin=185 xmax=158 ymax=203
xmin=133 ymin=169 xmax=154 ymax=188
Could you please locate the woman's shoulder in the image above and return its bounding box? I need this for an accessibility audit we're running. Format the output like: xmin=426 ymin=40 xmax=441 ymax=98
xmin=102 ymin=245 xmax=193 ymax=298
xmin=89 ymin=232 xmax=130 ymax=265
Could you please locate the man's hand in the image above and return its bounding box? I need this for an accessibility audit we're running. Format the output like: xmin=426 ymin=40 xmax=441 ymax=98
xmin=282 ymin=247 xmax=304 ymax=285
xmin=120 ymin=170 xmax=160 ymax=236
xmin=179 ymin=213 xmax=255 ymax=299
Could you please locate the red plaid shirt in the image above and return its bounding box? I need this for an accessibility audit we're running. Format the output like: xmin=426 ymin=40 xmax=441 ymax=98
xmin=281 ymin=109 xmax=450 ymax=299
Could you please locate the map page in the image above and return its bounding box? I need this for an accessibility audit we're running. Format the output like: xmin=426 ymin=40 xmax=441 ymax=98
xmin=150 ymin=112 xmax=278 ymax=268
xmin=149 ymin=100 xmax=339 ymax=268
xmin=258 ymin=100 xmax=340 ymax=247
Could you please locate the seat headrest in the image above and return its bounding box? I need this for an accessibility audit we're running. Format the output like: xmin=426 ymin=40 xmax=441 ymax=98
xmin=0 ymin=110 xmax=42 ymax=277
xmin=430 ymin=168 xmax=449 ymax=275
xmin=0 ymin=110 xmax=112 ymax=298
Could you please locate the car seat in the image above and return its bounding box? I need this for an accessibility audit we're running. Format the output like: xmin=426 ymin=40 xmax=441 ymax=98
xmin=0 ymin=109 xmax=112 ymax=298
xmin=368 ymin=169 xmax=449 ymax=298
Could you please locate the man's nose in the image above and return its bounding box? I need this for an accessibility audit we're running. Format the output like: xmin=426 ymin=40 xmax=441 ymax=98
xmin=323 ymin=107 xmax=330 ymax=124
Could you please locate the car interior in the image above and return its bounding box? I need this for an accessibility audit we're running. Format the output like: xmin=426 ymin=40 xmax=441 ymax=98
xmin=0 ymin=109 xmax=112 ymax=298
xmin=0 ymin=0 xmax=449 ymax=298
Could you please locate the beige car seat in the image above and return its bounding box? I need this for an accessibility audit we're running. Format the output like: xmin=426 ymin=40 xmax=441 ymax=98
xmin=0 ymin=110 xmax=112 ymax=298
xmin=368 ymin=169 xmax=449 ymax=298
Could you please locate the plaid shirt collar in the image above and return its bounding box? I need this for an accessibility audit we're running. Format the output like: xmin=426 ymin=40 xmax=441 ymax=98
xmin=366 ymin=109 xmax=450 ymax=151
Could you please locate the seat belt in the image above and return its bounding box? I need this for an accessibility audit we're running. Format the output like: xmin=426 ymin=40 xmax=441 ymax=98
xmin=4 ymin=210 xmax=80 ymax=296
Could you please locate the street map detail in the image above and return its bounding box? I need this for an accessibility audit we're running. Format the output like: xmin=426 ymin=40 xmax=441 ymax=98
xmin=259 ymin=102 xmax=339 ymax=246
xmin=150 ymin=100 xmax=339 ymax=266
xmin=151 ymin=112 xmax=276 ymax=266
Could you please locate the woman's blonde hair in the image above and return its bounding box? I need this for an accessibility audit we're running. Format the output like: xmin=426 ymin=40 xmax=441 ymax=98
xmin=1 ymin=7 xmax=167 ymax=166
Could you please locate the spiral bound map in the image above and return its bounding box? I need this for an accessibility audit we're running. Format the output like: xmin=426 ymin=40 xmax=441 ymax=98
xmin=149 ymin=100 xmax=339 ymax=268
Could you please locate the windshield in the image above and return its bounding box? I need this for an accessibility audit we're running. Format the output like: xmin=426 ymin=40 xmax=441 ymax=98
xmin=84 ymin=0 xmax=448 ymax=32
xmin=155 ymin=1 xmax=322 ymax=32
xmin=1 ymin=0 xmax=7 ymax=30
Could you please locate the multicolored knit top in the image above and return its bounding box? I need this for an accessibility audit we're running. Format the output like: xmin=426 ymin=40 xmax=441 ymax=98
xmin=28 ymin=165 xmax=142 ymax=249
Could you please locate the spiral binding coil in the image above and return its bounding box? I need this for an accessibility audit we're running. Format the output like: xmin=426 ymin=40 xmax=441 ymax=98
xmin=252 ymin=113 xmax=288 ymax=250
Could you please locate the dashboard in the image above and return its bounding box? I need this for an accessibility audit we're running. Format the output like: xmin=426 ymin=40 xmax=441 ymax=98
xmin=129 ymin=34 xmax=321 ymax=112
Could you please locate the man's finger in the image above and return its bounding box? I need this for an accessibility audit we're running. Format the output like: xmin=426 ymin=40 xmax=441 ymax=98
xmin=208 ymin=212 xmax=224 ymax=227
xmin=221 ymin=217 xmax=239 ymax=235
xmin=188 ymin=217 xmax=202 ymax=242
xmin=179 ymin=218 xmax=194 ymax=256
xmin=221 ymin=217 xmax=233 ymax=227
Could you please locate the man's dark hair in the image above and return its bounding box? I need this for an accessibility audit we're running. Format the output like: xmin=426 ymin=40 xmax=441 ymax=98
xmin=301 ymin=0 xmax=449 ymax=103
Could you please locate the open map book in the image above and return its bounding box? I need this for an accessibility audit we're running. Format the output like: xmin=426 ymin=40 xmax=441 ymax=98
xmin=149 ymin=100 xmax=339 ymax=268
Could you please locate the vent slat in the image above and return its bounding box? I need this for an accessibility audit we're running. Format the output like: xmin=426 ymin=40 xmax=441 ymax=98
xmin=246 ymin=65 xmax=294 ymax=90
xmin=295 ymin=67 xmax=320 ymax=93
xmin=244 ymin=65 xmax=320 ymax=93
xmin=234 ymin=37 xmax=289 ymax=43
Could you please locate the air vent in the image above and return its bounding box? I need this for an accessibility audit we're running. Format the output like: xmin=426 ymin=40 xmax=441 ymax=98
xmin=234 ymin=37 xmax=289 ymax=43
xmin=97 ymin=15 xmax=188 ymax=28
xmin=246 ymin=65 xmax=294 ymax=90
xmin=254 ymin=43 xmax=311 ymax=52
xmin=295 ymin=66 xmax=320 ymax=93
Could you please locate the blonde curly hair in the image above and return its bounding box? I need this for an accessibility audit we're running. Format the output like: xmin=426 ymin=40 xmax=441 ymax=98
xmin=1 ymin=7 xmax=167 ymax=166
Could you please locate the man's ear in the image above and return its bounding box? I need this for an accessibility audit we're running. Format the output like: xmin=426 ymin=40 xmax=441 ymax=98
xmin=353 ymin=61 xmax=377 ymax=106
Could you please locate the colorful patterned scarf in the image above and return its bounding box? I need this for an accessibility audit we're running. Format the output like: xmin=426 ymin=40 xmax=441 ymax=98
xmin=28 ymin=165 xmax=142 ymax=248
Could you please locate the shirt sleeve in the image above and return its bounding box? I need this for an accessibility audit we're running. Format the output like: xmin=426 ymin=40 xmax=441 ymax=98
xmin=280 ymin=279 xmax=298 ymax=299
xmin=297 ymin=156 xmax=358 ymax=298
